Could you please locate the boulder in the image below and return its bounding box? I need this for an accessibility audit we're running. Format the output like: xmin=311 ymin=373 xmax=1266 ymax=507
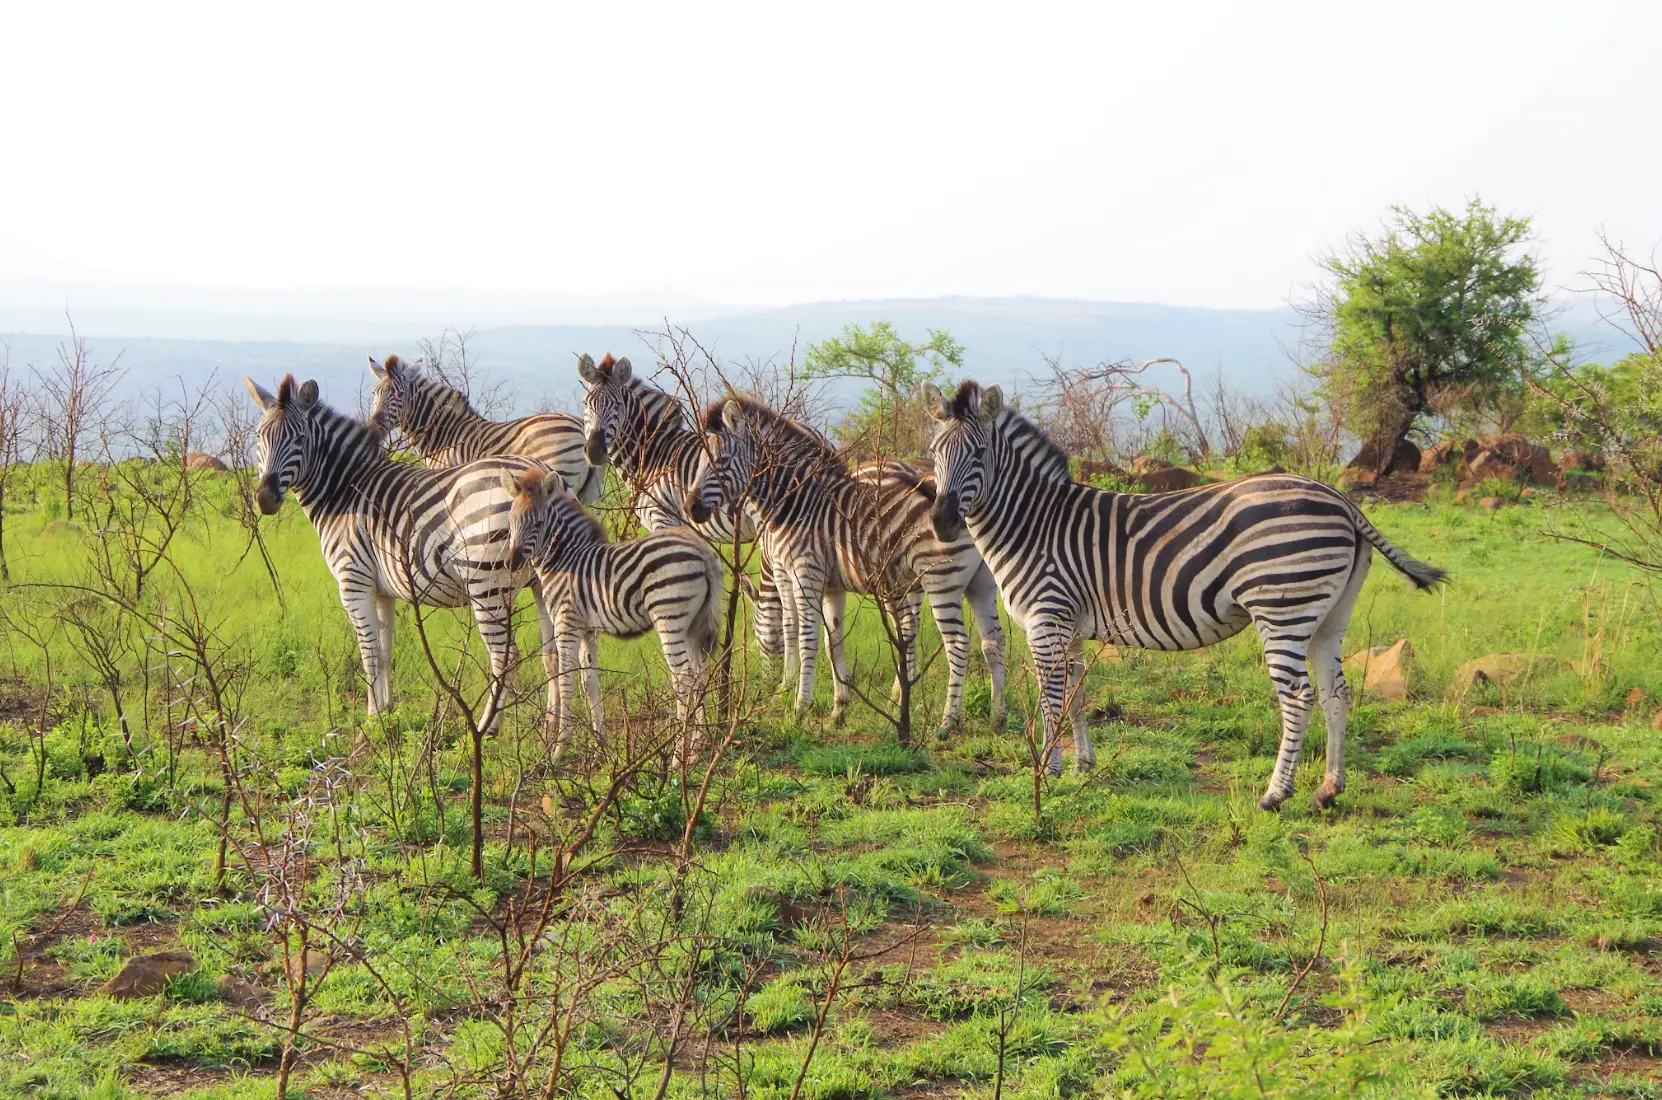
xmin=1524 ymin=445 xmax=1559 ymax=486
xmin=1560 ymin=449 xmax=1605 ymax=475
xmin=1128 ymin=457 xmax=1200 ymax=493
xmin=1419 ymin=439 xmax=1478 ymax=477
xmin=102 ymin=950 xmax=196 ymax=999
xmin=1479 ymin=496 xmax=1504 ymax=511
xmin=1337 ymin=467 xmax=1378 ymax=490
xmin=1348 ymin=437 xmax=1422 ymax=475
xmin=1476 ymin=433 xmax=1535 ymax=466
xmin=1449 ymin=653 xmax=1563 ymax=697
xmin=1467 ymin=449 xmax=1516 ymax=482
xmin=283 ymin=946 xmax=333 ymax=986
xmin=183 ymin=452 xmax=228 ymax=472
xmin=1342 ymin=639 xmax=1412 ymax=702
xmin=215 ymin=973 xmax=269 ymax=1009
xmin=1075 ymin=458 xmax=1128 ymax=484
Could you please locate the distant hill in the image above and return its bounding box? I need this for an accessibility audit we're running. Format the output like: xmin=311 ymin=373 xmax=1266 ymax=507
xmin=0 ymin=295 xmax=1632 ymax=418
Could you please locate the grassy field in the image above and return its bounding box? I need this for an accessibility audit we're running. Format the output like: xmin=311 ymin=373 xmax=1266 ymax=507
xmin=3 ymin=468 xmax=1662 ymax=1099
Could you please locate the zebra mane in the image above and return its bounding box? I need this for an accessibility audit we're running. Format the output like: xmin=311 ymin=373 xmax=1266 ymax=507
xmin=705 ymin=395 xmax=845 ymax=472
xmin=405 ymin=362 xmax=481 ymax=419
xmin=311 ymin=391 xmax=390 ymax=454
xmin=623 ymin=373 xmax=686 ymax=432
xmin=950 ymin=380 xmax=1071 ymax=486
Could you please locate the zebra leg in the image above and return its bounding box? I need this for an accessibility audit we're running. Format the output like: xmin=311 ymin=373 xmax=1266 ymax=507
xmin=531 ymin=577 xmax=561 ymax=731
xmin=581 ymin=632 xmax=603 ymax=742
xmin=1027 ymin=620 xmax=1073 ymax=777
xmin=1068 ymin=637 xmax=1093 ymax=771
xmin=754 ymin=553 xmax=785 ymax=660
xmin=340 ymin=583 xmax=388 ymax=719
xmin=821 ymin=589 xmax=853 ymax=727
xmin=1311 ymin=550 xmax=1370 ymax=808
xmin=966 ymin=566 xmax=1008 ymax=729
xmin=551 ymin=621 xmax=582 ymax=761
xmin=467 ymin=596 xmax=516 ymax=737
xmin=926 ymin=585 xmax=972 ymax=738
xmin=373 ymin=592 xmax=397 ymax=716
xmin=776 ymin=572 xmax=801 ymax=693
xmin=791 ymin=575 xmax=825 ymax=720
xmin=1255 ymin=620 xmax=1318 ymax=811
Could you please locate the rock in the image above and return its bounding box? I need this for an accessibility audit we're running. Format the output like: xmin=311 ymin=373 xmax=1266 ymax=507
xmin=1468 ymin=450 xmax=1516 ymax=482
xmin=1338 ymin=467 xmax=1377 ymax=490
xmin=1477 ymin=433 xmax=1535 ymax=466
xmin=1129 ymin=457 xmax=1200 ymax=493
xmin=183 ymin=452 xmax=228 ymax=472
xmin=102 ymin=950 xmax=196 ymax=999
xmin=1479 ymin=496 xmax=1503 ymax=510
xmin=1560 ymin=449 xmax=1605 ymax=475
xmin=1652 ymin=708 xmax=1662 ymax=733
xmin=1450 ymin=653 xmax=1563 ymax=697
xmin=216 ymin=973 xmax=269 ymax=1009
xmin=1075 ymin=458 xmax=1128 ymax=484
xmin=1525 ymin=446 xmax=1559 ymax=486
xmin=1419 ymin=439 xmax=1477 ymax=477
xmin=1348 ymin=437 xmax=1422 ymax=475
xmin=284 ymin=947 xmax=333 ymax=986
xmin=1453 ymin=489 xmax=1469 ymax=505
xmin=1342 ymin=639 xmax=1413 ymax=702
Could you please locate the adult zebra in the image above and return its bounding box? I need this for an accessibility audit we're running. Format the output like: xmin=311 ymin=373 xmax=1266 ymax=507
xmin=245 ymin=374 xmax=556 ymax=732
xmin=685 ymin=396 xmax=1006 ymax=734
xmin=500 ymin=465 xmax=724 ymax=753
xmin=368 ymin=354 xmax=603 ymax=503
xmin=576 ymin=352 xmax=783 ymax=656
xmin=923 ymin=380 xmax=1445 ymax=810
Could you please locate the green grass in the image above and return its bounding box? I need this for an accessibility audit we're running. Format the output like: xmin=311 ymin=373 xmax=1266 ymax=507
xmin=2 ymin=467 xmax=1662 ymax=1096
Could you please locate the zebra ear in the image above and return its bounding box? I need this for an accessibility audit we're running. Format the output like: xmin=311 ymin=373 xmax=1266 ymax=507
xmin=921 ymin=382 xmax=950 ymax=421
xmin=244 ymin=376 xmax=276 ymax=410
xmin=980 ymin=385 xmax=1004 ymax=421
xmin=721 ymin=399 xmax=745 ymax=434
xmin=612 ymin=357 xmax=632 ymax=383
xmin=499 ymin=469 xmax=521 ymax=498
xmin=577 ymin=354 xmax=599 ymax=385
xmin=367 ymin=356 xmax=386 ymax=379
xmin=296 ymin=380 xmax=320 ymax=410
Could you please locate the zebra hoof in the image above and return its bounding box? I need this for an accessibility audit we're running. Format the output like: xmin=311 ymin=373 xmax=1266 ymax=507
xmin=1314 ymin=782 xmax=1343 ymax=810
xmin=990 ymin=706 xmax=1007 ymax=730
xmin=830 ymin=706 xmax=847 ymax=729
xmin=1046 ymin=761 xmax=1064 ymax=779
xmin=1076 ymin=758 xmax=1096 ymax=774
xmin=1257 ymin=792 xmax=1289 ymax=812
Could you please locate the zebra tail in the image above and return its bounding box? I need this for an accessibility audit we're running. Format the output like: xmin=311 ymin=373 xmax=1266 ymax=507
xmin=691 ymin=548 xmax=726 ymax=659
xmin=1351 ymin=508 xmax=1448 ymax=591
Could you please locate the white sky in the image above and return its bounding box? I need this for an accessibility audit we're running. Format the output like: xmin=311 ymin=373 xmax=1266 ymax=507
xmin=2 ymin=0 xmax=1656 ymax=310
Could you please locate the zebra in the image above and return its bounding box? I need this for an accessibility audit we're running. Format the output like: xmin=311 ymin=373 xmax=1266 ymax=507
xmin=685 ymin=395 xmax=1007 ymax=734
xmin=500 ymin=464 xmax=724 ymax=753
xmin=922 ymin=379 xmax=1446 ymax=810
xmin=368 ymin=354 xmax=604 ymax=503
xmin=576 ymin=352 xmax=783 ymax=656
xmin=245 ymin=374 xmax=556 ymax=733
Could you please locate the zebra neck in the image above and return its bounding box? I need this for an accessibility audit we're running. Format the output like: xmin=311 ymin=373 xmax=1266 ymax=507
xmin=408 ymin=388 xmax=487 ymax=459
xmin=541 ymin=506 xmax=605 ymax=568
xmin=291 ymin=414 xmax=390 ymax=516
xmin=969 ymin=425 xmax=1080 ymax=545
xmin=616 ymin=416 xmax=696 ymax=485
xmin=749 ymin=454 xmax=840 ymax=528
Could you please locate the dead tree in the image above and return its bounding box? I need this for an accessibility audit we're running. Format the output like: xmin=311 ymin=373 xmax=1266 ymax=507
xmin=30 ymin=318 xmax=125 ymax=520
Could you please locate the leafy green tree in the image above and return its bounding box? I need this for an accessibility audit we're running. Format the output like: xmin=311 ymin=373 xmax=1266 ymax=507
xmin=804 ymin=322 xmax=963 ymax=457
xmin=1306 ymin=200 xmax=1542 ymax=470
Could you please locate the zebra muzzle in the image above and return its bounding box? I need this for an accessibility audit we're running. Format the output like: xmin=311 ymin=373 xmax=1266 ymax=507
xmin=255 ymin=476 xmax=284 ymax=516
xmin=930 ymin=491 xmax=963 ymax=540
xmin=584 ymin=429 xmax=608 ymax=466
xmin=685 ymin=490 xmax=714 ymax=525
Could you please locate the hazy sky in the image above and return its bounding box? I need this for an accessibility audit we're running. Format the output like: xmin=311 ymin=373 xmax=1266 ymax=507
xmin=2 ymin=0 xmax=1656 ymax=310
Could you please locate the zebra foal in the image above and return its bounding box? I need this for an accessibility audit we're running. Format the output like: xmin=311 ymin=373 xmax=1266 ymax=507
xmin=369 ymin=354 xmax=603 ymax=502
xmin=923 ymin=379 xmax=1445 ymax=810
xmin=685 ymin=396 xmax=1006 ymax=734
xmin=245 ymin=374 xmax=556 ymax=733
xmin=577 ymin=352 xmax=784 ymax=657
xmin=501 ymin=465 xmax=724 ymax=753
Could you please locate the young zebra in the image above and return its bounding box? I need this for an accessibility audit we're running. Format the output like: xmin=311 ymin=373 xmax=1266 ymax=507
xmin=368 ymin=354 xmax=603 ymax=503
xmin=500 ymin=465 xmax=724 ymax=752
xmin=923 ymin=380 xmax=1446 ymax=810
xmin=576 ymin=352 xmax=783 ymax=656
xmin=244 ymin=374 xmax=556 ymax=732
xmin=685 ymin=396 xmax=1006 ymax=734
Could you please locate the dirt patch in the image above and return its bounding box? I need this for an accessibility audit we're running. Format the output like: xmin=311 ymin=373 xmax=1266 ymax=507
xmin=123 ymin=1064 xmax=235 ymax=1096
xmin=0 ymin=675 xmax=54 ymax=729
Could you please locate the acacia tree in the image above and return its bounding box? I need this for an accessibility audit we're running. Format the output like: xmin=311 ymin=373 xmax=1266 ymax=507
xmin=31 ymin=320 xmax=125 ymax=519
xmin=1303 ymin=200 xmax=1542 ymax=471
xmin=805 ymin=321 xmax=962 ymax=459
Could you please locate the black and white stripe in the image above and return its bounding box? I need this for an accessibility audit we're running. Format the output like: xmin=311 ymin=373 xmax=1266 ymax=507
xmin=369 ymin=354 xmax=603 ymax=503
xmin=686 ymin=396 xmax=1006 ymax=734
xmin=576 ymin=352 xmax=783 ymax=657
xmin=246 ymin=374 xmax=554 ymax=732
xmin=924 ymin=380 xmax=1446 ymax=809
xmin=502 ymin=465 xmax=724 ymax=754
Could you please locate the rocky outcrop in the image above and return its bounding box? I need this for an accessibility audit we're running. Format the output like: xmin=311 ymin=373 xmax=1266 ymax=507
xmin=183 ymin=452 xmax=228 ymax=472
xmin=1342 ymin=639 xmax=1412 ymax=702
xmin=102 ymin=950 xmax=196 ymax=999
xmin=1129 ymin=456 xmax=1201 ymax=493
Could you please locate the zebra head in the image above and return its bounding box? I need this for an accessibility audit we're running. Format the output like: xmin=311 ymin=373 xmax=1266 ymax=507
xmin=924 ymin=380 xmax=1004 ymax=540
xmin=367 ymin=354 xmax=419 ymax=439
xmin=500 ymin=465 xmax=556 ymax=572
xmin=577 ymin=352 xmax=633 ymax=466
xmin=244 ymin=374 xmax=321 ymax=515
xmin=684 ymin=399 xmax=753 ymax=526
